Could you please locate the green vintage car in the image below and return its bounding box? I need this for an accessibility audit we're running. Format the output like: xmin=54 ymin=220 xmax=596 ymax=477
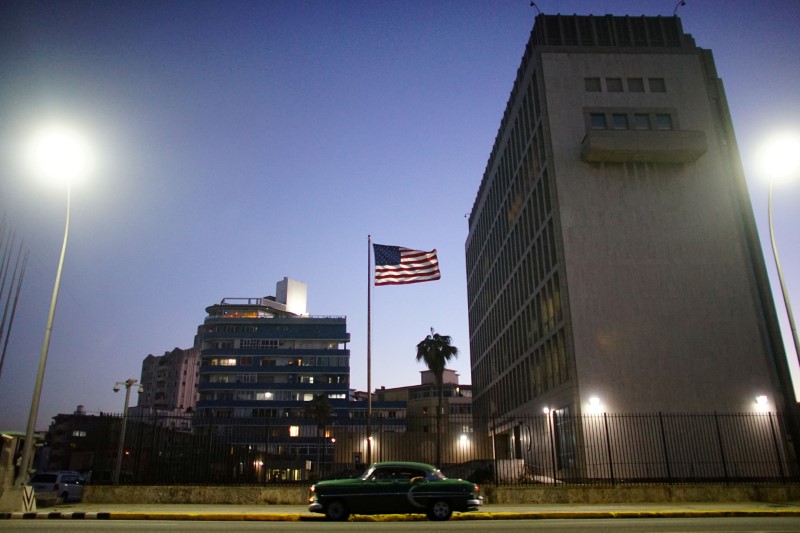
xmin=308 ymin=461 xmax=483 ymax=521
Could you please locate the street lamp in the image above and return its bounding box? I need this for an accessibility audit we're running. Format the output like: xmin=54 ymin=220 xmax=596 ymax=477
xmin=113 ymin=378 xmax=143 ymax=485
xmin=758 ymin=132 xmax=800 ymax=373
xmin=14 ymin=123 xmax=93 ymax=488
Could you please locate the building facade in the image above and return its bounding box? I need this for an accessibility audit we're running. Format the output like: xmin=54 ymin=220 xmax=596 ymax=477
xmin=465 ymin=14 xmax=794 ymax=465
xmin=137 ymin=347 xmax=200 ymax=417
xmin=194 ymin=278 xmax=351 ymax=480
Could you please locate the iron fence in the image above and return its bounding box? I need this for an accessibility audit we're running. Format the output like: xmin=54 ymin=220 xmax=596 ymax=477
xmin=78 ymin=411 xmax=798 ymax=486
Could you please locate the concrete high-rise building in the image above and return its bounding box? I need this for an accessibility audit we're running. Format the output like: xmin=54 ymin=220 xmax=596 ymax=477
xmin=466 ymin=14 xmax=793 ymax=424
xmin=137 ymin=347 xmax=200 ymax=415
xmin=194 ymin=278 xmax=350 ymax=480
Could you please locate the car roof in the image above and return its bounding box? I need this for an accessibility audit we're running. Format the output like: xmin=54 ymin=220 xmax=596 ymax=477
xmin=370 ymin=461 xmax=437 ymax=471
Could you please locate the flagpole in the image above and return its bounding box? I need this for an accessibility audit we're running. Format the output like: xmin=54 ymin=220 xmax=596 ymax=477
xmin=367 ymin=235 xmax=372 ymax=466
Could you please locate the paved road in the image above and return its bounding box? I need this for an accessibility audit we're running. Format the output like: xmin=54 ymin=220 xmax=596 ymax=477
xmin=3 ymin=517 xmax=800 ymax=532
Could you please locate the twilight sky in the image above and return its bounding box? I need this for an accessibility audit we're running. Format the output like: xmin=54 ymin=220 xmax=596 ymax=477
xmin=1 ymin=0 xmax=799 ymax=431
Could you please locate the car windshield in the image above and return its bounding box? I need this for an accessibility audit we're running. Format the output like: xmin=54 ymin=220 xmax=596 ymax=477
xmin=431 ymin=468 xmax=446 ymax=480
xmin=30 ymin=474 xmax=57 ymax=483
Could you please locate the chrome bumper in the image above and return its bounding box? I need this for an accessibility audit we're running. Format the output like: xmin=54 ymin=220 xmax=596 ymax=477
xmin=467 ymin=496 xmax=484 ymax=507
xmin=308 ymin=502 xmax=324 ymax=513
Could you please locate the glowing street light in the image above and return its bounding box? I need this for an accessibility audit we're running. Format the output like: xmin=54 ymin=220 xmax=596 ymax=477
xmin=14 ymin=123 xmax=94 ymax=488
xmin=758 ymin=131 xmax=800 ymax=375
xmin=22 ymin=124 xmax=94 ymax=187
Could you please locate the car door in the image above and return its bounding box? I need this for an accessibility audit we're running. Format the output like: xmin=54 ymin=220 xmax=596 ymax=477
xmin=362 ymin=466 xmax=406 ymax=514
xmin=395 ymin=466 xmax=429 ymax=513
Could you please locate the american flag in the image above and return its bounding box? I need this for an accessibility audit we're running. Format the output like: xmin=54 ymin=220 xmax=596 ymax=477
xmin=373 ymin=244 xmax=441 ymax=286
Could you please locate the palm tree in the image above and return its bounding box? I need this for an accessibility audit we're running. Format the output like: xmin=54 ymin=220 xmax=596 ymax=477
xmin=416 ymin=328 xmax=459 ymax=467
xmin=305 ymin=394 xmax=331 ymax=479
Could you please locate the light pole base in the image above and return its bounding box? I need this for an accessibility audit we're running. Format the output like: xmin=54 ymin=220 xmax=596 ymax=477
xmin=0 ymin=486 xmax=36 ymax=512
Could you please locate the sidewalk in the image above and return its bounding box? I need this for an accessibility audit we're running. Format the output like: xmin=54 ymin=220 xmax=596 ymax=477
xmin=3 ymin=502 xmax=800 ymax=521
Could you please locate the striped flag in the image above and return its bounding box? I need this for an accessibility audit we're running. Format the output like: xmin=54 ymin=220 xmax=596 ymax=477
xmin=373 ymin=244 xmax=441 ymax=286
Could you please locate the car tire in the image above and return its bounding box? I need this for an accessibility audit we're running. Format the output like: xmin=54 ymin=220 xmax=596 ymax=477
xmin=324 ymin=500 xmax=350 ymax=521
xmin=427 ymin=499 xmax=452 ymax=521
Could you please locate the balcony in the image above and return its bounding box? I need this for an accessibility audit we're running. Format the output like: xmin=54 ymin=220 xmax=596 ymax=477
xmin=581 ymin=129 xmax=707 ymax=163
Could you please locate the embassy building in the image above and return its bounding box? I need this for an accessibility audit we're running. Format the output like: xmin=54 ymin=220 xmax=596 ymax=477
xmin=466 ymin=14 xmax=794 ymax=433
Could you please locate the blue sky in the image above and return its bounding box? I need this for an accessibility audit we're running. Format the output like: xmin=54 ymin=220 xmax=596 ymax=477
xmin=1 ymin=0 xmax=799 ymax=430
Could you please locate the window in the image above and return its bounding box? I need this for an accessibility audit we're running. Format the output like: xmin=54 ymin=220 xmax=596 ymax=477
xmin=589 ymin=113 xmax=607 ymax=129
xmin=655 ymin=113 xmax=673 ymax=130
xmin=219 ymin=358 xmax=236 ymax=366
xmin=627 ymin=78 xmax=644 ymax=92
xmin=612 ymin=114 xmax=628 ymax=129
xmin=605 ymin=78 xmax=623 ymax=92
xmin=634 ymin=114 xmax=651 ymax=130
xmin=289 ymin=426 xmax=300 ymax=437
xmin=584 ymin=77 xmax=601 ymax=92
xmin=648 ymin=78 xmax=666 ymax=92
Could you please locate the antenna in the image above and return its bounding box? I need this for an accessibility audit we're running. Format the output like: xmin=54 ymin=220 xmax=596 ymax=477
xmin=530 ymin=2 xmax=541 ymax=15
xmin=673 ymin=0 xmax=686 ymax=15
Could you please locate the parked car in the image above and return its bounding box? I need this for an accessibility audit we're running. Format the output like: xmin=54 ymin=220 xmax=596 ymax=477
xmin=29 ymin=471 xmax=85 ymax=503
xmin=308 ymin=461 xmax=483 ymax=521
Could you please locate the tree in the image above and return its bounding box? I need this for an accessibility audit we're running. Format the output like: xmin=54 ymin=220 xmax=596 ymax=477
xmin=416 ymin=328 xmax=459 ymax=467
xmin=305 ymin=394 xmax=331 ymax=478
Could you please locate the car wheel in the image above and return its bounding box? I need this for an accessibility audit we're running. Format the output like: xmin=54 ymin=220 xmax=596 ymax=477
xmin=427 ymin=499 xmax=452 ymax=521
xmin=324 ymin=500 xmax=350 ymax=521
xmin=59 ymin=492 xmax=69 ymax=504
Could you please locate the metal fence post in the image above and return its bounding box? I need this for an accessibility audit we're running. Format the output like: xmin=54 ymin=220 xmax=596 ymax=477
xmin=549 ymin=412 xmax=558 ymax=482
xmin=603 ymin=412 xmax=614 ymax=484
xmin=658 ymin=412 xmax=671 ymax=482
xmin=713 ymin=412 xmax=729 ymax=482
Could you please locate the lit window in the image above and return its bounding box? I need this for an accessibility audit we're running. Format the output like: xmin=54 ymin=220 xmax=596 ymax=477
xmin=634 ymin=114 xmax=650 ymax=129
xmin=627 ymin=78 xmax=644 ymax=92
xmin=605 ymin=78 xmax=623 ymax=92
xmin=612 ymin=114 xmax=629 ymax=129
xmin=220 ymin=358 xmax=236 ymax=366
xmin=584 ymin=77 xmax=601 ymax=92
xmin=655 ymin=114 xmax=673 ymax=130
xmin=590 ymin=113 xmax=607 ymax=129
xmin=289 ymin=426 xmax=299 ymax=437
xmin=648 ymin=78 xmax=666 ymax=92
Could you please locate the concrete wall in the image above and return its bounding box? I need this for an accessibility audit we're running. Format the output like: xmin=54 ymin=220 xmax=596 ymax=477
xmin=83 ymin=484 xmax=800 ymax=505
xmin=543 ymin=49 xmax=783 ymax=415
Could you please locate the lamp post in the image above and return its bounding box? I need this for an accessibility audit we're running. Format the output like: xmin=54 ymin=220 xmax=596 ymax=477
xmin=759 ymin=132 xmax=800 ymax=371
xmin=14 ymin=124 xmax=93 ymax=488
xmin=113 ymin=378 xmax=143 ymax=485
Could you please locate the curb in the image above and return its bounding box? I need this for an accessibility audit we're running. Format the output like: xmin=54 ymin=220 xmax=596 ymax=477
xmin=3 ymin=509 xmax=800 ymax=521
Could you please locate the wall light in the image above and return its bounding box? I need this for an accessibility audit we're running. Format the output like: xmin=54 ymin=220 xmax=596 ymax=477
xmin=586 ymin=396 xmax=604 ymax=414
xmin=755 ymin=395 xmax=770 ymax=413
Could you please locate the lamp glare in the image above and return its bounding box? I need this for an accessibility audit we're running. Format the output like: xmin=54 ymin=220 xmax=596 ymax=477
xmin=25 ymin=124 xmax=94 ymax=186
xmin=758 ymin=132 xmax=800 ymax=183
